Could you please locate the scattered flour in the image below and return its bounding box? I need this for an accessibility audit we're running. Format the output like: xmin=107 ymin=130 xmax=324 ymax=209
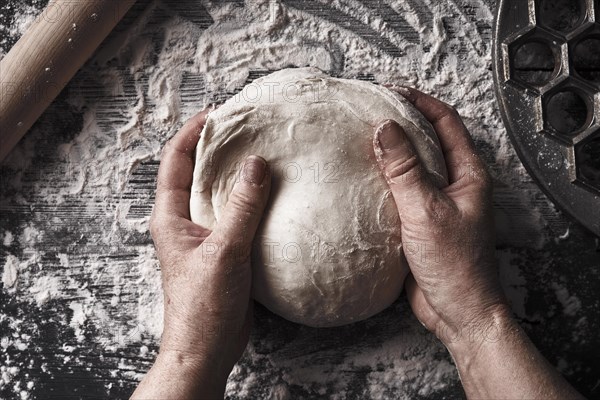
xmin=553 ymin=283 xmax=582 ymax=317
xmin=28 ymin=275 xmax=63 ymax=306
xmin=3 ymin=231 xmax=14 ymax=247
xmin=0 ymin=0 xmax=594 ymax=398
xmin=2 ymin=255 xmax=19 ymax=289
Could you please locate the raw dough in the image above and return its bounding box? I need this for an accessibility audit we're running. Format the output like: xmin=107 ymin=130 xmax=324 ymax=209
xmin=190 ymin=67 xmax=448 ymax=327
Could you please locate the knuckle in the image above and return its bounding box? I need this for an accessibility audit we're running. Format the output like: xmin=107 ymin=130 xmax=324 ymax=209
xmin=385 ymin=154 xmax=423 ymax=184
xmin=157 ymin=143 xmax=175 ymax=168
xmin=149 ymin=211 xmax=172 ymax=240
xmin=470 ymin=162 xmax=493 ymax=193
xmin=399 ymin=192 xmax=455 ymax=229
xmin=149 ymin=213 xmax=159 ymax=237
xmin=449 ymin=107 xmax=461 ymax=118
xmin=228 ymin=187 xmax=261 ymax=216
xmin=437 ymin=104 xmax=461 ymax=123
xmin=479 ymin=169 xmax=493 ymax=192
xmin=149 ymin=218 xmax=163 ymax=240
xmin=424 ymin=197 xmax=451 ymax=224
xmin=187 ymin=116 xmax=205 ymax=135
xmin=161 ymin=138 xmax=175 ymax=157
xmin=444 ymin=104 xmax=460 ymax=118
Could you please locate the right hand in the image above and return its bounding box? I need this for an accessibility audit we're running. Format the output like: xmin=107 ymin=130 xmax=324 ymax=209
xmin=373 ymin=87 xmax=509 ymax=347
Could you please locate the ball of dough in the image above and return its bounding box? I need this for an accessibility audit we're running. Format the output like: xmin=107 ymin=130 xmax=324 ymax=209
xmin=190 ymin=67 xmax=448 ymax=327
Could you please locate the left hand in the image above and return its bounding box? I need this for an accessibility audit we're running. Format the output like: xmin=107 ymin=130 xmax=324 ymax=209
xmin=133 ymin=108 xmax=271 ymax=399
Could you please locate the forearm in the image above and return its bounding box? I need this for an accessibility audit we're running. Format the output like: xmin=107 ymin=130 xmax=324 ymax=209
xmin=446 ymin=307 xmax=584 ymax=400
xmin=131 ymin=350 xmax=227 ymax=400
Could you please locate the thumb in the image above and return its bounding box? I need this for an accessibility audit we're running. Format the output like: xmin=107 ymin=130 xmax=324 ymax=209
xmin=209 ymin=155 xmax=271 ymax=262
xmin=373 ymin=120 xmax=439 ymax=217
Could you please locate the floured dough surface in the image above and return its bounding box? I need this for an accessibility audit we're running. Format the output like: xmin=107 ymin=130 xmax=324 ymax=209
xmin=190 ymin=67 xmax=447 ymax=327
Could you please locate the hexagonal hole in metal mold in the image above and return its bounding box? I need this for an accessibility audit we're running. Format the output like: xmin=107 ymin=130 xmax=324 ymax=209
xmin=536 ymin=0 xmax=588 ymax=35
xmin=541 ymin=82 xmax=595 ymax=141
xmin=574 ymin=131 xmax=600 ymax=193
xmin=508 ymin=29 xmax=565 ymax=89
xmin=571 ymin=28 xmax=600 ymax=87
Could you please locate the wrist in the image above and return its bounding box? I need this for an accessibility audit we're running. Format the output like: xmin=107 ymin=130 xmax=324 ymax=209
xmin=438 ymin=304 xmax=584 ymax=400
xmin=156 ymin=349 xmax=229 ymax=398
xmin=441 ymin=303 xmax=517 ymax=367
xmin=132 ymin=349 xmax=229 ymax=400
xmin=160 ymin=320 xmax=242 ymax=378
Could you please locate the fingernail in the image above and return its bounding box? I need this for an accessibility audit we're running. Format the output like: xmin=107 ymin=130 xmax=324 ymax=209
xmin=242 ymin=156 xmax=266 ymax=184
xmin=377 ymin=120 xmax=405 ymax=151
xmin=396 ymin=86 xmax=417 ymax=103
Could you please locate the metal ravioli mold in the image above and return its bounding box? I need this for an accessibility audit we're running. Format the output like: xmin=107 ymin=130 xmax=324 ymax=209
xmin=494 ymin=0 xmax=600 ymax=236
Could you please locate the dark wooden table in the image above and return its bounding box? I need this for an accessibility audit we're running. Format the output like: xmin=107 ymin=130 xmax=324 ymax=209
xmin=1 ymin=0 xmax=599 ymax=399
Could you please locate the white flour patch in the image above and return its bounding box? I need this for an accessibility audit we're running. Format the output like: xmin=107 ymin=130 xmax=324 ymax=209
xmin=553 ymin=283 xmax=582 ymax=317
xmin=29 ymin=275 xmax=63 ymax=306
xmin=3 ymin=231 xmax=14 ymax=247
xmin=348 ymin=331 xmax=457 ymax=398
xmin=2 ymin=255 xmax=19 ymax=289
xmin=1 ymin=0 xmax=593 ymax=398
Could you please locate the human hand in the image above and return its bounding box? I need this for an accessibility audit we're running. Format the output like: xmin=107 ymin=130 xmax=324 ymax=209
xmin=373 ymin=88 xmax=508 ymax=347
xmin=134 ymin=108 xmax=271 ymax=399
xmin=371 ymin=88 xmax=586 ymax=400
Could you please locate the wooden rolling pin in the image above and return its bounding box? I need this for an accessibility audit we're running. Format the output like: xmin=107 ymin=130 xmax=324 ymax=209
xmin=0 ymin=0 xmax=137 ymax=162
